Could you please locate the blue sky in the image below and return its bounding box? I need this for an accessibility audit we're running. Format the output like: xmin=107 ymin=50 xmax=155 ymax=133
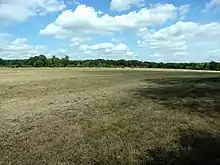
xmin=0 ymin=0 xmax=220 ymax=62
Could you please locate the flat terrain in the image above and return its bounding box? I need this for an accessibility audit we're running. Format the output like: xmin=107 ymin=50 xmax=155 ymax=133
xmin=0 ymin=68 xmax=220 ymax=165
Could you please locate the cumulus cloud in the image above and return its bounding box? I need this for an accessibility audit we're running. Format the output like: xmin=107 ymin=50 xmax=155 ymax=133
xmin=0 ymin=36 xmax=78 ymax=59
xmin=40 ymin=4 xmax=178 ymax=38
xmin=204 ymin=0 xmax=220 ymax=11
xmin=209 ymin=49 xmax=220 ymax=55
xmin=71 ymin=0 xmax=80 ymax=6
xmin=0 ymin=37 xmax=46 ymax=59
xmin=0 ymin=0 xmax=66 ymax=23
xmin=137 ymin=23 xmax=188 ymax=54
xmin=70 ymin=37 xmax=91 ymax=46
xmin=79 ymin=42 xmax=135 ymax=57
xmin=206 ymin=0 xmax=220 ymax=7
xmin=110 ymin=0 xmax=145 ymax=11
xmin=178 ymin=4 xmax=190 ymax=20
xmin=0 ymin=34 xmax=134 ymax=60
xmin=48 ymin=48 xmax=79 ymax=58
xmin=207 ymin=49 xmax=220 ymax=62
xmin=0 ymin=33 xmax=11 ymax=39
xmin=138 ymin=21 xmax=220 ymax=61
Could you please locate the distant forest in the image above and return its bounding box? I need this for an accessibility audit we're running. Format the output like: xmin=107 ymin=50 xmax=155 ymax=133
xmin=0 ymin=55 xmax=220 ymax=70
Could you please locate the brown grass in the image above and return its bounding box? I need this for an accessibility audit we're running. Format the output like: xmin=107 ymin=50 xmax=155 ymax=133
xmin=0 ymin=68 xmax=220 ymax=165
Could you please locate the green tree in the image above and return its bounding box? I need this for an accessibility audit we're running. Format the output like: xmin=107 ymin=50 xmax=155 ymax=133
xmin=0 ymin=58 xmax=5 ymax=66
xmin=45 ymin=58 xmax=53 ymax=67
xmin=210 ymin=61 xmax=217 ymax=70
xmin=33 ymin=60 xmax=44 ymax=67
xmin=52 ymin=56 xmax=61 ymax=67
xmin=38 ymin=54 xmax=47 ymax=66
xmin=61 ymin=55 xmax=69 ymax=67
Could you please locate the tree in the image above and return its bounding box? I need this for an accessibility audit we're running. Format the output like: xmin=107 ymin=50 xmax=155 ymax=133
xmin=38 ymin=54 xmax=47 ymax=66
xmin=0 ymin=54 xmax=220 ymax=70
xmin=52 ymin=56 xmax=61 ymax=67
xmin=27 ymin=57 xmax=35 ymax=66
xmin=61 ymin=55 xmax=69 ymax=67
xmin=33 ymin=60 xmax=44 ymax=67
xmin=0 ymin=58 xmax=5 ymax=66
xmin=210 ymin=61 xmax=217 ymax=70
xmin=45 ymin=58 xmax=53 ymax=67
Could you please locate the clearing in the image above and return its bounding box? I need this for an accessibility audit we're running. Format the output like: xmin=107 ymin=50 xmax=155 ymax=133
xmin=0 ymin=68 xmax=220 ymax=165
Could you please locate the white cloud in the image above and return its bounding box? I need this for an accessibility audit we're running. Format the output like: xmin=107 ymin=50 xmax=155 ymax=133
xmin=207 ymin=49 xmax=220 ymax=62
xmin=84 ymin=50 xmax=92 ymax=55
xmin=126 ymin=52 xmax=134 ymax=56
xmin=214 ymin=0 xmax=220 ymax=4
xmin=40 ymin=23 xmax=74 ymax=39
xmin=79 ymin=43 xmax=114 ymax=51
xmin=149 ymin=53 xmax=164 ymax=62
xmin=40 ymin=4 xmax=178 ymax=38
xmin=0 ymin=38 xmax=46 ymax=59
xmin=178 ymin=4 xmax=190 ymax=20
xmin=110 ymin=0 xmax=145 ymax=11
xmin=204 ymin=0 xmax=220 ymax=11
xmin=0 ymin=37 xmax=78 ymax=59
xmin=208 ymin=49 xmax=220 ymax=55
xmin=79 ymin=42 xmax=135 ymax=58
xmin=138 ymin=21 xmax=220 ymax=61
xmin=208 ymin=49 xmax=220 ymax=59
xmin=11 ymin=38 xmax=28 ymax=45
xmin=0 ymin=33 xmax=11 ymax=39
xmin=173 ymin=51 xmax=187 ymax=57
xmin=207 ymin=0 xmax=220 ymax=7
xmin=71 ymin=0 xmax=80 ymax=6
xmin=70 ymin=37 xmax=91 ymax=46
xmin=48 ymin=48 xmax=78 ymax=58
xmin=97 ymin=10 xmax=104 ymax=15
xmin=138 ymin=24 xmax=187 ymax=54
xmin=0 ymin=0 xmax=66 ymax=23
xmin=112 ymin=43 xmax=128 ymax=53
xmin=150 ymin=53 xmax=163 ymax=58
xmin=111 ymin=37 xmax=120 ymax=43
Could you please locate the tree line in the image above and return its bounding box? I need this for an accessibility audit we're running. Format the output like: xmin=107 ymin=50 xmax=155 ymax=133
xmin=0 ymin=55 xmax=220 ymax=70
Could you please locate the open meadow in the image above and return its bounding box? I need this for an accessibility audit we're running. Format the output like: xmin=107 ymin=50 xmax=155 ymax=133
xmin=0 ymin=68 xmax=220 ymax=165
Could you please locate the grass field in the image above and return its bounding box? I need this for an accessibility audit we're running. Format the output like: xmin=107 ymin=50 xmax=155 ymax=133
xmin=0 ymin=68 xmax=220 ymax=165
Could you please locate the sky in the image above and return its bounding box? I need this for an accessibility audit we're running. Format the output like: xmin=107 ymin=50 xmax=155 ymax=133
xmin=0 ymin=0 xmax=220 ymax=62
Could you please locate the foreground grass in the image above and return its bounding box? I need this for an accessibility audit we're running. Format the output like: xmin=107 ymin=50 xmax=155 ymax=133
xmin=0 ymin=68 xmax=220 ymax=165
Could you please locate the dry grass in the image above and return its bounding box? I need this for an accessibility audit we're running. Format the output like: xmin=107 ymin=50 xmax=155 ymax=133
xmin=0 ymin=68 xmax=220 ymax=165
